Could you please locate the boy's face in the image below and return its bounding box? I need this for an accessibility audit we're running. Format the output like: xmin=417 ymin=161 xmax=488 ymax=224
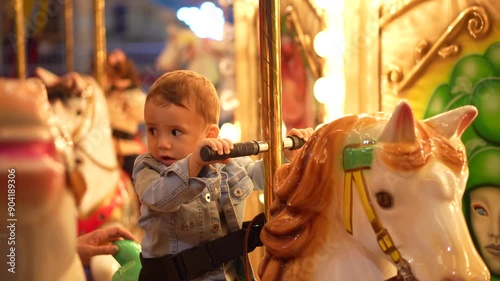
xmin=144 ymin=99 xmax=209 ymax=166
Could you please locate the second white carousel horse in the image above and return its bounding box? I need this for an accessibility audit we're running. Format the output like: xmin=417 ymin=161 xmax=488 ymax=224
xmin=35 ymin=68 xmax=140 ymax=281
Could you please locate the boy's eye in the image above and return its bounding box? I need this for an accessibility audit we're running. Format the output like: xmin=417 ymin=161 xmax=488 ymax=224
xmin=472 ymin=204 xmax=488 ymax=216
xmin=148 ymin=128 xmax=158 ymax=136
xmin=171 ymin=129 xmax=182 ymax=136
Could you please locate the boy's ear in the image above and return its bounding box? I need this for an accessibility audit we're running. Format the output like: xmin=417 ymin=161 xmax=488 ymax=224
xmin=205 ymin=124 xmax=219 ymax=138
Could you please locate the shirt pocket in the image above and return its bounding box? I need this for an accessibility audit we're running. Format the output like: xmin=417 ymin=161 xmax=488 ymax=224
xmin=173 ymin=199 xmax=202 ymax=231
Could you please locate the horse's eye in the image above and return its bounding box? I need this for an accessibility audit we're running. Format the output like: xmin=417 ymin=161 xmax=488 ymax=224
xmin=76 ymin=109 xmax=82 ymax=115
xmin=376 ymin=191 xmax=393 ymax=209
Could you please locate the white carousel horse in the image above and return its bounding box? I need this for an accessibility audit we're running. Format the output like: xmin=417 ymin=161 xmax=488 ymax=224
xmin=259 ymin=101 xmax=491 ymax=280
xmin=35 ymin=68 xmax=140 ymax=281
xmin=0 ymin=78 xmax=86 ymax=281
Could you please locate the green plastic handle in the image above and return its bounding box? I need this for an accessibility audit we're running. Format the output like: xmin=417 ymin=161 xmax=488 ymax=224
xmin=111 ymin=240 xmax=142 ymax=281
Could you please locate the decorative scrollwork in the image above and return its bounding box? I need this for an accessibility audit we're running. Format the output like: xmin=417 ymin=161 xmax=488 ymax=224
xmin=437 ymin=45 xmax=460 ymax=58
xmin=386 ymin=5 xmax=490 ymax=94
xmin=466 ymin=6 xmax=490 ymax=38
xmin=387 ymin=64 xmax=404 ymax=85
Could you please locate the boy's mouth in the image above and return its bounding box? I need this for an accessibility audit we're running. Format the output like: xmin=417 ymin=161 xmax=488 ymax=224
xmin=160 ymin=156 xmax=176 ymax=165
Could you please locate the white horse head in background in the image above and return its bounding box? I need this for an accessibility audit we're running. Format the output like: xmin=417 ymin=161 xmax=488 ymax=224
xmin=259 ymin=101 xmax=490 ymax=281
xmin=0 ymin=78 xmax=86 ymax=281
xmin=35 ymin=68 xmax=140 ymax=281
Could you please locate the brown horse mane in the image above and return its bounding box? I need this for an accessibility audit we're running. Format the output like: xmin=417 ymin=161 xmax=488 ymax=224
xmin=258 ymin=115 xmax=358 ymax=280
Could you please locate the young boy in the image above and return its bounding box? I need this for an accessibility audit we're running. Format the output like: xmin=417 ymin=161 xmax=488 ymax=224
xmin=133 ymin=70 xmax=313 ymax=281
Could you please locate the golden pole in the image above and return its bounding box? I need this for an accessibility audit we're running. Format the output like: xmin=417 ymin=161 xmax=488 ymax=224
xmin=94 ymin=0 xmax=106 ymax=89
xmin=65 ymin=0 xmax=74 ymax=72
xmin=258 ymin=0 xmax=282 ymax=220
xmin=14 ymin=0 xmax=26 ymax=80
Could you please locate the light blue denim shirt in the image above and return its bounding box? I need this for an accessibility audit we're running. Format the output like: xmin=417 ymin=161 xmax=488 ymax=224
xmin=132 ymin=153 xmax=263 ymax=280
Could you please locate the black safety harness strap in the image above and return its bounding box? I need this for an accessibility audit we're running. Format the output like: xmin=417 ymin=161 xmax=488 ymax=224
xmin=139 ymin=213 xmax=265 ymax=281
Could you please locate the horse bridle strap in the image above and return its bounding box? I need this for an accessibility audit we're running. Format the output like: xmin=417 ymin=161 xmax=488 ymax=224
xmin=71 ymin=80 xmax=118 ymax=171
xmin=70 ymin=83 xmax=95 ymax=140
xmin=343 ymin=145 xmax=415 ymax=281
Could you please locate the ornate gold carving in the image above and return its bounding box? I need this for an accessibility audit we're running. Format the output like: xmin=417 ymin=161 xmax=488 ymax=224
xmin=438 ymin=45 xmax=460 ymax=58
xmin=415 ymin=39 xmax=430 ymax=61
xmin=387 ymin=64 xmax=403 ymax=86
xmin=386 ymin=5 xmax=490 ymax=95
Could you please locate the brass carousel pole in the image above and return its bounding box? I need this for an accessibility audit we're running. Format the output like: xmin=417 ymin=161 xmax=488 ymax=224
xmin=94 ymin=0 xmax=106 ymax=89
xmin=65 ymin=0 xmax=74 ymax=72
xmin=259 ymin=0 xmax=282 ymax=219
xmin=14 ymin=0 xmax=26 ymax=80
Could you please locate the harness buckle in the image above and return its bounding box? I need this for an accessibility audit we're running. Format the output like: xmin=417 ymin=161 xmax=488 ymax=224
xmin=396 ymin=259 xmax=414 ymax=281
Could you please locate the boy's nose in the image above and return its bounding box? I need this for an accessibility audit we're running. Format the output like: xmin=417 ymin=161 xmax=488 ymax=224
xmin=157 ymin=137 xmax=171 ymax=149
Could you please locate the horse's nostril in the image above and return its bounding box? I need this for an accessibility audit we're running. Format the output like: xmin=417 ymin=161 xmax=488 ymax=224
xmin=75 ymin=157 xmax=83 ymax=165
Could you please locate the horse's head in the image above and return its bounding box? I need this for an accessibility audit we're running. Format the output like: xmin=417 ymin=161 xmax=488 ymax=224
xmin=260 ymin=100 xmax=489 ymax=281
xmin=0 ymin=78 xmax=86 ymax=281
xmin=35 ymin=67 xmax=95 ymax=140
xmin=35 ymin=67 xmax=121 ymax=217
xmin=348 ymin=101 xmax=489 ymax=280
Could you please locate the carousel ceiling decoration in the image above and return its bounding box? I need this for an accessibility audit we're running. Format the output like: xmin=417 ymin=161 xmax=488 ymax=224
xmin=382 ymin=2 xmax=491 ymax=94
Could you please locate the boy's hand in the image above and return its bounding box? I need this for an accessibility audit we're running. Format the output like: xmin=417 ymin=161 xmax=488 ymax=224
xmin=284 ymin=127 xmax=314 ymax=161
xmin=188 ymin=138 xmax=234 ymax=177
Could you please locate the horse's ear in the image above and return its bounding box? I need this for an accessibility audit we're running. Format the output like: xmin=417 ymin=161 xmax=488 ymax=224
xmin=35 ymin=67 xmax=60 ymax=87
xmin=423 ymin=105 xmax=478 ymax=138
xmin=25 ymin=78 xmax=47 ymax=95
xmin=379 ymin=100 xmax=416 ymax=143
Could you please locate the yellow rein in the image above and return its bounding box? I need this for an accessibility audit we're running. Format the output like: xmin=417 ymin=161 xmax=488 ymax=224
xmin=343 ymin=170 xmax=403 ymax=264
xmin=343 ymin=145 xmax=414 ymax=280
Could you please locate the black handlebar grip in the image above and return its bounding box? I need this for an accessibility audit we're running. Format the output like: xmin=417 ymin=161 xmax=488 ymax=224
xmin=286 ymin=135 xmax=306 ymax=150
xmin=200 ymin=141 xmax=261 ymax=161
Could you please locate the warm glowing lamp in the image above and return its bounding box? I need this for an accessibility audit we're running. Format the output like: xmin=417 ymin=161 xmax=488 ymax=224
xmin=219 ymin=122 xmax=241 ymax=142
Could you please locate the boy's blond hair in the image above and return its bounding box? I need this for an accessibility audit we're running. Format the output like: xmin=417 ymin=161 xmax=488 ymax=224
xmin=146 ymin=70 xmax=220 ymax=125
